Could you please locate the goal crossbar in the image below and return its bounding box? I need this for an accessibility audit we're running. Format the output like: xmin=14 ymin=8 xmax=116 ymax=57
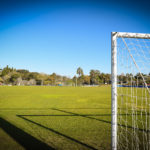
xmin=112 ymin=32 xmax=150 ymax=39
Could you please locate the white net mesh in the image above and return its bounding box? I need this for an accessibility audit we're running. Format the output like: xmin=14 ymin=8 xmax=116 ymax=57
xmin=116 ymin=34 xmax=150 ymax=150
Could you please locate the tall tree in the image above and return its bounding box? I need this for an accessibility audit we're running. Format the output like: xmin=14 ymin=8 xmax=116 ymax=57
xmin=76 ymin=67 xmax=83 ymax=77
xmin=76 ymin=67 xmax=84 ymax=86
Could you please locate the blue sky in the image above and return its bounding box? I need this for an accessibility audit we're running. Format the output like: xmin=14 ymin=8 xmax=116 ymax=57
xmin=0 ymin=0 xmax=150 ymax=77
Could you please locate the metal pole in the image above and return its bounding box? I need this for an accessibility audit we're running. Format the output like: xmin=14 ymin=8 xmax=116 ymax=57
xmin=111 ymin=32 xmax=117 ymax=150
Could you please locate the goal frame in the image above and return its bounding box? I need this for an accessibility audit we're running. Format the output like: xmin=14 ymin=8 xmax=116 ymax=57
xmin=111 ymin=32 xmax=150 ymax=150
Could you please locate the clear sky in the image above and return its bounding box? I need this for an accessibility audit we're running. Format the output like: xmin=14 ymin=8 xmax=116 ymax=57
xmin=0 ymin=0 xmax=150 ymax=77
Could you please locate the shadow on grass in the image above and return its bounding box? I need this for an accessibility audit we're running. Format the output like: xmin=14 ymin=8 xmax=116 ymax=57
xmin=52 ymin=108 xmax=112 ymax=124
xmin=53 ymin=108 xmax=111 ymax=109
xmin=17 ymin=107 xmax=150 ymax=133
xmin=0 ymin=108 xmax=49 ymax=110
xmin=17 ymin=115 xmax=98 ymax=150
xmin=0 ymin=107 xmax=111 ymax=111
xmin=0 ymin=117 xmax=55 ymax=150
xmin=21 ymin=114 xmax=111 ymax=117
xmin=15 ymin=108 xmax=150 ymax=149
xmin=52 ymin=108 xmax=150 ymax=133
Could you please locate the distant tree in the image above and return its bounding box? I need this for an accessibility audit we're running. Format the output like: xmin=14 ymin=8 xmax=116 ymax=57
xmin=77 ymin=75 xmax=84 ymax=86
xmin=76 ymin=67 xmax=84 ymax=86
xmin=36 ymin=73 xmax=48 ymax=85
xmin=105 ymin=73 xmax=111 ymax=84
xmin=62 ymin=76 xmax=68 ymax=83
xmin=28 ymin=72 xmax=38 ymax=80
xmin=65 ymin=79 xmax=73 ymax=86
xmin=51 ymin=73 xmax=57 ymax=85
xmin=28 ymin=79 xmax=36 ymax=85
xmin=16 ymin=77 xmax=23 ymax=86
xmin=16 ymin=69 xmax=29 ymax=74
xmin=77 ymin=67 xmax=83 ymax=77
xmin=1 ymin=65 xmax=14 ymax=76
xmin=43 ymin=80 xmax=51 ymax=85
xmin=83 ymin=75 xmax=90 ymax=85
xmin=9 ymin=73 xmax=20 ymax=84
xmin=90 ymin=70 xmax=100 ymax=85
xmin=147 ymin=76 xmax=150 ymax=84
xmin=0 ymin=77 xmax=3 ymax=83
xmin=45 ymin=75 xmax=53 ymax=85
xmin=3 ymin=75 xmax=11 ymax=84
xmin=99 ymin=73 xmax=105 ymax=84
xmin=72 ymin=76 xmax=77 ymax=86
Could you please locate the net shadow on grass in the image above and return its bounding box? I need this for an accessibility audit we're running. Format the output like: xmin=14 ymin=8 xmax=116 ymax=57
xmin=0 ymin=117 xmax=55 ymax=150
xmin=17 ymin=115 xmax=98 ymax=150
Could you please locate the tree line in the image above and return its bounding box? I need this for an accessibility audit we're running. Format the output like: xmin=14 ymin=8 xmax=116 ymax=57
xmin=118 ymin=73 xmax=150 ymax=86
xmin=0 ymin=66 xmax=111 ymax=86
xmin=1 ymin=65 xmax=149 ymax=86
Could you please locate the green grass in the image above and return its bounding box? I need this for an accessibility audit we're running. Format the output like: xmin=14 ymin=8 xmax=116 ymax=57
xmin=0 ymin=86 xmax=111 ymax=150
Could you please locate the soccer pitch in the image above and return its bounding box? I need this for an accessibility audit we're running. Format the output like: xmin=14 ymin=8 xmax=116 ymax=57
xmin=0 ymin=86 xmax=111 ymax=150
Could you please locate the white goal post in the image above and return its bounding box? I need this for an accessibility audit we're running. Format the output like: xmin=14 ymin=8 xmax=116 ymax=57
xmin=111 ymin=32 xmax=150 ymax=150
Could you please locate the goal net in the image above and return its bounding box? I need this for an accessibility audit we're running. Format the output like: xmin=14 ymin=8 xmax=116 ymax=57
xmin=111 ymin=32 xmax=150 ymax=150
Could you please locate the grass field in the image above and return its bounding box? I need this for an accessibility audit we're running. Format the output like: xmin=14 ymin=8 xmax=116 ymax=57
xmin=0 ymin=86 xmax=111 ymax=150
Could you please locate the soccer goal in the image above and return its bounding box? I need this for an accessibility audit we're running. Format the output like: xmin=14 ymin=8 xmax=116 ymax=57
xmin=111 ymin=32 xmax=150 ymax=150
